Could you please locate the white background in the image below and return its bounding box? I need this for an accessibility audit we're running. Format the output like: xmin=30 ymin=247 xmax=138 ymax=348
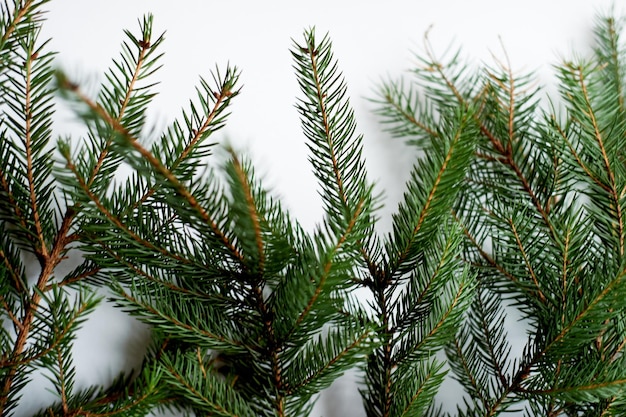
xmin=14 ymin=0 xmax=623 ymax=416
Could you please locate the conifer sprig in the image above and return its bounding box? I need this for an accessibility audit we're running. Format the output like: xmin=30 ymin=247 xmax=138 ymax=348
xmin=292 ymin=28 xmax=375 ymax=237
xmin=361 ymin=109 xmax=478 ymax=417
xmin=376 ymin=11 xmax=626 ymax=417
xmin=0 ymin=3 xmax=166 ymax=415
xmin=5 ymin=2 xmax=626 ymax=415
xmin=60 ymin=25 xmax=378 ymax=417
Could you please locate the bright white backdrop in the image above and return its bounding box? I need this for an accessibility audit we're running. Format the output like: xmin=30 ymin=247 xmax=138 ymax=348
xmin=15 ymin=0 xmax=623 ymax=415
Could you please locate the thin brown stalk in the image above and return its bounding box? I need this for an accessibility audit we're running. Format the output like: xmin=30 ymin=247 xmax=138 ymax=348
xmin=383 ymin=91 xmax=440 ymax=138
xmin=231 ymin=153 xmax=265 ymax=273
xmin=574 ymin=64 xmax=624 ymax=256
xmin=0 ymin=0 xmax=35 ymax=46
xmin=293 ymin=198 xmax=364 ymax=330
xmin=508 ymin=218 xmax=547 ymax=304
xmin=394 ymin=113 xmax=468 ymax=271
xmin=307 ymin=42 xmax=348 ymax=208
xmin=62 ymin=81 xmax=244 ymax=265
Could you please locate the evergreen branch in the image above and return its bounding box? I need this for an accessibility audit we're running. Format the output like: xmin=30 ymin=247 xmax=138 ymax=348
xmin=161 ymin=352 xmax=254 ymax=417
xmin=395 ymin=273 xmax=472 ymax=367
xmin=507 ymin=217 xmax=547 ymax=304
xmin=165 ymin=369 xmax=241 ymax=417
xmin=285 ymin=324 xmax=374 ymax=396
xmin=541 ymin=267 xmax=626 ymax=359
xmin=372 ymin=78 xmax=440 ymax=148
xmin=292 ymin=198 xmax=364 ymax=331
xmin=493 ymin=133 xmax=556 ymax=245
xmin=76 ymin=391 xmax=158 ymax=417
xmin=452 ymin=209 xmax=520 ymax=287
xmin=0 ymin=207 xmax=74 ymax=411
xmin=421 ymin=35 xmax=472 ymax=107
xmin=23 ymin=35 xmax=47 ymax=260
xmin=455 ymin=352 xmax=535 ymax=417
xmin=89 ymin=245 xmax=209 ymax=299
xmin=228 ymin=151 xmax=266 ymax=273
xmin=115 ymin=288 xmax=245 ymax=351
xmin=558 ymin=215 xmax=580 ymax=332
xmin=526 ymin=374 xmax=626 ymax=403
xmin=59 ymin=80 xmax=244 ymax=265
xmin=472 ymin=290 xmax=510 ymax=390
xmin=0 ymin=245 xmax=26 ymax=292
xmin=1 ymin=23 xmax=57 ymax=257
xmin=86 ymin=16 xmax=159 ymax=189
xmin=53 ymin=15 xmax=165 ymax=242
xmin=391 ymin=224 xmax=464 ymax=336
xmin=52 ymin=264 xmax=101 ymax=289
xmin=448 ymin=337 xmax=491 ymax=409
xmin=128 ymin=67 xmax=239 ymax=214
xmin=526 ymin=363 xmax=626 ymax=407
xmin=392 ymin=360 xmax=446 ymax=417
xmin=387 ymin=107 xmax=476 ymax=277
xmin=292 ymin=28 xmax=372 ymax=234
xmin=0 ymin=0 xmax=44 ymax=48
xmin=3 ymin=5 xmax=623 ymax=415
xmin=396 ymin=158 xmax=448 ymax=266
xmin=302 ymin=34 xmax=349 ymax=208
xmin=367 ymin=221 xmax=473 ymax=416
xmin=172 ymin=70 xmax=237 ymax=171
xmin=16 ymin=289 xmax=99 ymax=417
xmin=167 ymin=368 xmax=238 ymax=417
xmin=244 ymin=267 xmax=284 ymax=415
xmin=594 ymin=15 xmax=625 ymax=112
xmin=0 ymin=140 xmax=29 ymax=236
xmin=369 ymin=297 xmax=394 ymax=417
xmin=368 ymin=53 xmax=477 ymax=416
xmin=52 ymin=333 xmax=71 ymax=414
xmin=38 ymin=368 xmax=166 ymax=417
xmin=552 ymin=116 xmax=611 ymax=194
xmin=1 ymin=294 xmax=93 ymax=368
xmin=384 ymin=84 xmax=440 ymax=138
xmin=483 ymin=46 xmax=539 ymax=157
xmin=446 ymin=286 xmax=520 ymax=416
xmin=0 ymin=17 xmax=69 ymax=410
xmin=62 ymin=157 xmax=196 ymax=268
xmin=571 ymin=63 xmax=624 ymax=255
xmin=423 ymin=38 xmax=557 ymax=242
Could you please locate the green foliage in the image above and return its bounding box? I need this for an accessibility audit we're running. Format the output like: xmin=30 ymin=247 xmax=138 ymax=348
xmin=53 ymin=11 xmax=477 ymax=417
xmin=376 ymin=11 xmax=626 ymax=417
xmin=0 ymin=2 xmax=166 ymax=415
xmin=59 ymin=22 xmax=381 ymax=417
xmin=3 ymin=1 xmax=626 ymax=416
xmin=360 ymin=107 xmax=478 ymax=417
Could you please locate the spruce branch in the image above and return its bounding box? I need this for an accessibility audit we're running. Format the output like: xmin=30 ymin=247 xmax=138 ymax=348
xmin=362 ymin=92 xmax=478 ymax=417
xmin=376 ymin=11 xmax=626 ymax=417
xmin=556 ymin=58 xmax=626 ymax=258
xmin=58 ymin=67 xmax=244 ymax=265
xmin=6 ymin=2 xmax=626 ymax=416
xmin=593 ymin=14 xmax=626 ymax=112
xmin=58 ymin=25 xmax=378 ymax=417
xmin=292 ymin=28 xmax=374 ymax=236
xmin=0 ymin=5 xmax=168 ymax=414
xmin=385 ymin=107 xmax=478 ymax=277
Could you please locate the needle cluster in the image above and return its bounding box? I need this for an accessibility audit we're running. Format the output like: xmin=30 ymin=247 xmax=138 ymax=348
xmin=2 ymin=1 xmax=626 ymax=417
